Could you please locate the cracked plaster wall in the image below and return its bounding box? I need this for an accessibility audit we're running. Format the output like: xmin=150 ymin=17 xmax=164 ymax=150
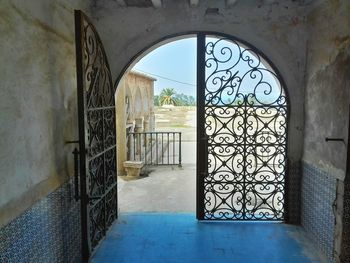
xmin=302 ymin=0 xmax=350 ymax=262
xmin=0 ymin=0 xmax=89 ymax=226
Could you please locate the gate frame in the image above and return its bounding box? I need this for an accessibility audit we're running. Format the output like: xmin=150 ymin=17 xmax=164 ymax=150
xmin=75 ymin=10 xmax=118 ymax=261
xmin=114 ymin=31 xmax=290 ymax=222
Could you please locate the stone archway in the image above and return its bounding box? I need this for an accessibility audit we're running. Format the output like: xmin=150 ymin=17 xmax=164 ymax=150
xmin=114 ymin=32 xmax=289 ymax=221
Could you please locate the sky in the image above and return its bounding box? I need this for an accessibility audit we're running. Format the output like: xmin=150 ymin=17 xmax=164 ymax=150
xmin=132 ymin=37 xmax=282 ymax=103
xmin=132 ymin=38 xmax=197 ymax=97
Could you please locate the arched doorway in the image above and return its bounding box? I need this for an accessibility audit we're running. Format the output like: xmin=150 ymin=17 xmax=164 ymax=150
xmin=75 ymin=10 xmax=288 ymax=260
xmin=116 ymin=32 xmax=288 ymax=221
xmin=116 ymin=37 xmax=197 ymax=214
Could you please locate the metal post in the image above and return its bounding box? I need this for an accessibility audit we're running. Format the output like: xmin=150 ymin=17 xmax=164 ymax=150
xmin=133 ymin=133 xmax=136 ymax=161
xmin=196 ymin=32 xmax=206 ymax=220
xmin=161 ymin=133 xmax=164 ymax=164
xmin=178 ymin=132 xmax=182 ymax=167
xmin=173 ymin=132 xmax=175 ymax=165
xmin=73 ymin=148 xmax=80 ymax=201
xmin=151 ymin=133 xmax=153 ymax=164
xmin=139 ymin=133 xmax=141 ymax=161
xmin=145 ymin=133 xmax=148 ymax=164
xmin=156 ymin=133 xmax=158 ymax=165
xmin=74 ymin=10 xmax=90 ymax=260
xmin=167 ymin=132 xmax=170 ymax=164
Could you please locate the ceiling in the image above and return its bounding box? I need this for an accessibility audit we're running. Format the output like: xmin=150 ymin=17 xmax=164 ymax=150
xmin=115 ymin=0 xmax=320 ymax=9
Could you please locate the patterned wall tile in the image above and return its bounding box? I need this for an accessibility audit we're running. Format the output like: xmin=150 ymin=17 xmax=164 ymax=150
xmin=287 ymin=161 xmax=302 ymax=224
xmin=0 ymin=179 xmax=82 ymax=263
xmin=301 ymin=161 xmax=337 ymax=263
xmin=1 ymin=161 xmax=343 ymax=262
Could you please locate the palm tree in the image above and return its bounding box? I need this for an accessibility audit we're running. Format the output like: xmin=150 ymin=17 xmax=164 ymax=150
xmin=159 ymin=88 xmax=177 ymax=106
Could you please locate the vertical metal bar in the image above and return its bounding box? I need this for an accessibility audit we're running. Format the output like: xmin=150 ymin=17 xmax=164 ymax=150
xmin=136 ymin=133 xmax=138 ymax=161
xmin=145 ymin=133 xmax=147 ymax=164
xmin=241 ymin=101 xmax=247 ymax=220
xmin=161 ymin=133 xmax=164 ymax=164
xmin=133 ymin=133 xmax=136 ymax=161
xmin=196 ymin=33 xmax=206 ymax=220
xmin=74 ymin=10 xmax=90 ymax=260
xmin=167 ymin=132 xmax=170 ymax=165
xmin=139 ymin=133 xmax=141 ymax=161
xmin=73 ymin=148 xmax=80 ymax=201
xmin=155 ymin=132 xmax=158 ymax=165
xmin=340 ymin=104 xmax=350 ymax=260
xmin=151 ymin=133 xmax=153 ymax=165
xmin=178 ymin=132 xmax=182 ymax=167
xmin=173 ymin=132 xmax=175 ymax=165
xmin=284 ymin=105 xmax=291 ymax=223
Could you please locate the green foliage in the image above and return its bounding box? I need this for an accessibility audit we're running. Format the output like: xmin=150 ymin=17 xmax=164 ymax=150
xmin=159 ymin=88 xmax=177 ymax=106
xmin=154 ymin=95 xmax=160 ymax=106
xmin=157 ymin=88 xmax=196 ymax=106
xmin=174 ymin=93 xmax=196 ymax=106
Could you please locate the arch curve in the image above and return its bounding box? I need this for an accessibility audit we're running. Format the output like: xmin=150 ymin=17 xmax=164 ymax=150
xmin=114 ymin=32 xmax=289 ymax=221
xmin=113 ymin=32 xmax=289 ymax=108
xmin=198 ymin=33 xmax=288 ymax=220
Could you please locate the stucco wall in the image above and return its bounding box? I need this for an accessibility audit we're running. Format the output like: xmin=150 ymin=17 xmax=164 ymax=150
xmin=0 ymin=0 xmax=349 ymax=261
xmin=303 ymin=0 xmax=350 ymax=179
xmin=0 ymin=0 xmax=310 ymax=227
xmin=302 ymin=1 xmax=350 ymax=262
xmin=0 ymin=0 xmax=89 ymax=226
xmin=1 ymin=0 xmax=341 ymax=228
xmin=91 ymin=0 xmax=309 ymax=164
xmin=89 ymin=0 xmax=311 ymax=224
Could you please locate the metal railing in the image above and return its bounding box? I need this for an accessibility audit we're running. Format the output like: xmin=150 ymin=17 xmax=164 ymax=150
xmin=127 ymin=132 xmax=182 ymax=166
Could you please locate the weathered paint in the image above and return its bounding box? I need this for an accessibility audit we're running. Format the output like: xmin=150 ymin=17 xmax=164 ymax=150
xmin=303 ymin=0 xmax=350 ymax=261
xmin=304 ymin=47 xmax=350 ymax=180
xmin=0 ymin=3 xmax=349 ymax=262
xmin=0 ymin=0 xmax=310 ymax=227
xmin=0 ymin=0 xmax=89 ymax=226
xmin=91 ymin=0 xmax=309 ymax=165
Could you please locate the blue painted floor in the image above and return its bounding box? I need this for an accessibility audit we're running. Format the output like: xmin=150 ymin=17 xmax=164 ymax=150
xmin=91 ymin=213 xmax=327 ymax=263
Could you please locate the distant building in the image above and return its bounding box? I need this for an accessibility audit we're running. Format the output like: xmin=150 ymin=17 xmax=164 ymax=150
xmin=115 ymin=71 xmax=156 ymax=175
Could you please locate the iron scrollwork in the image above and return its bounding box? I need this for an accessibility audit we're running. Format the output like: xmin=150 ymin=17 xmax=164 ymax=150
xmin=78 ymin=12 xmax=118 ymax=255
xmin=203 ymin=37 xmax=287 ymax=220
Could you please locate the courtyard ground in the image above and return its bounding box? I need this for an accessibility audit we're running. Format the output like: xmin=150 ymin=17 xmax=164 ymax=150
xmin=118 ymin=106 xmax=197 ymax=213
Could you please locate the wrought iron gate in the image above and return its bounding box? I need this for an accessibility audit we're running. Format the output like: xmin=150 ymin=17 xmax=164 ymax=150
xmin=197 ymin=34 xmax=288 ymax=220
xmin=75 ymin=10 xmax=118 ymax=260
